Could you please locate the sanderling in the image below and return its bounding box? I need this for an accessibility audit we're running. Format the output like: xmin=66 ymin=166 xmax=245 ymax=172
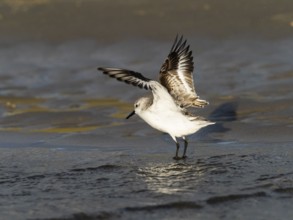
xmin=98 ymin=35 xmax=214 ymax=160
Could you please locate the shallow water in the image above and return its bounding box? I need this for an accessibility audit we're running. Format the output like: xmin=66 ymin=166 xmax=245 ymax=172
xmin=0 ymin=1 xmax=293 ymax=220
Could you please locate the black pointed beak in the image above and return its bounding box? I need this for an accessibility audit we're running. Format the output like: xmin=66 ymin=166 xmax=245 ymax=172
xmin=126 ymin=110 xmax=135 ymax=119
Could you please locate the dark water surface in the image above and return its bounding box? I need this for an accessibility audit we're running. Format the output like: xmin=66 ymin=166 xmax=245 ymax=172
xmin=0 ymin=1 xmax=292 ymax=219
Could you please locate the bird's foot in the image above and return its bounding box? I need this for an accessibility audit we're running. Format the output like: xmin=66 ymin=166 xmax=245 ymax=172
xmin=173 ymin=156 xmax=188 ymax=160
xmin=173 ymin=156 xmax=181 ymax=160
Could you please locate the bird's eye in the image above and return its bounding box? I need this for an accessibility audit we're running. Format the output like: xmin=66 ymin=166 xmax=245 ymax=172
xmin=135 ymin=104 xmax=139 ymax=108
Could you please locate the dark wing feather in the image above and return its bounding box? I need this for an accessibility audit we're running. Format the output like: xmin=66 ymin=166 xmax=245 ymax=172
xmin=98 ymin=67 xmax=152 ymax=90
xmin=159 ymin=35 xmax=208 ymax=108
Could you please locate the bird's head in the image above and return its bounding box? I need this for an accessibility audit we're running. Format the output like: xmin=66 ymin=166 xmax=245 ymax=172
xmin=126 ymin=97 xmax=152 ymax=119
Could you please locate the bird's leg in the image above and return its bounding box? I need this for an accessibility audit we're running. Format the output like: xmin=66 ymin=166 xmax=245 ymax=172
xmin=173 ymin=140 xmax=181 ymax=160
xmin=182 ymin=137 xmax=188 ymax=159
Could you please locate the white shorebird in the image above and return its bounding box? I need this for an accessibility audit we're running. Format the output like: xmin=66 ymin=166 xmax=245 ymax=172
xmin=98 ymin=36 xmax=214 ymax=160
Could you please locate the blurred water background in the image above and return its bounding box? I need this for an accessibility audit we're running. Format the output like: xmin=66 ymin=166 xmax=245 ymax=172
xmin=0 ymin=0 xmax=292 ymax=219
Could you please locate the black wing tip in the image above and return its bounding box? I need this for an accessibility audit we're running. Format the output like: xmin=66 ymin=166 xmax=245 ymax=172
xmin=98 ymin=67 xmax=122 ymax=76
xmin=97 ymin=67 xmax=109 ymax=74
xmin=97 ymin=67 xmax=106 ymax=71
xmin=98 ymin=67 xmax=116 ymax=72
xmin=96 ymin=67 xmax=152 ymax=90
xmin=161 ymin=35 xmax=193 ymax=73
xmin=171 ymin=34 xmax=190 ymax=53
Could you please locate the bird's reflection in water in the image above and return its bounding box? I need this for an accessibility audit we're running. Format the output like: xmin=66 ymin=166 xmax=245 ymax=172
xmin=137 ymin=160 xmax=212 ymax=195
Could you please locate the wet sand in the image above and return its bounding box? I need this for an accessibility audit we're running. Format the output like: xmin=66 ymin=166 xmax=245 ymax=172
xmin=0 ymin=1 xmax=292 ymax=220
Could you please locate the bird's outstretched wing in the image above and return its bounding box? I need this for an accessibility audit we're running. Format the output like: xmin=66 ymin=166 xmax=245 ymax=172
xmin=98 ymin=67 xmax=152 ymax=90
xmin=98 ymin=67 xmax=177 ymax=107
xmin=159 ymin=35 xmax=208 ymax=108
